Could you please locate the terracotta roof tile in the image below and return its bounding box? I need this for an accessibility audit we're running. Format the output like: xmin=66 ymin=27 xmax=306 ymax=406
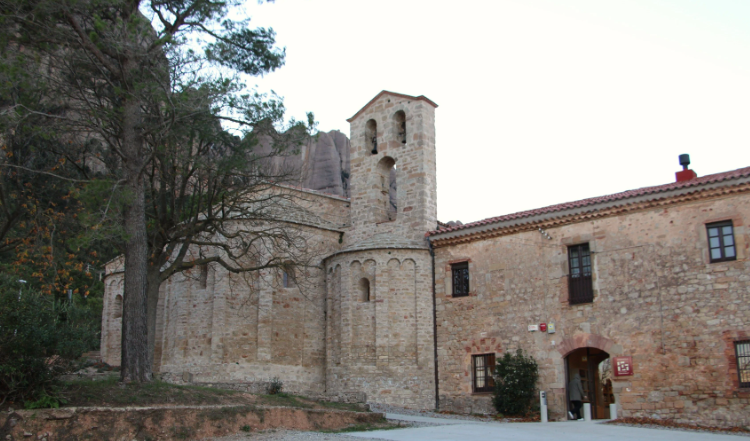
xmin=428 ymin=165 xmax=750 ymax=237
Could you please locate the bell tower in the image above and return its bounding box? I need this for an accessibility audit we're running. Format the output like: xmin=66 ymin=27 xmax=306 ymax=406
xmin=345 ymin=91 xmax=438 ymax=244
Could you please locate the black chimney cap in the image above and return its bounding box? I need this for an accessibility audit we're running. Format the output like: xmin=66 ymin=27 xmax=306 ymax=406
xmin=679 ymin=154 xmax=691 ymax=168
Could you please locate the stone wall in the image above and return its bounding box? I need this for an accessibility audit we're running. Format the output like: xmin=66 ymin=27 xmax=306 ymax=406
xmin=433 ymin=192 xmax=750 ymax=427
xmin=158 ymin=373 xmax=367 ymax=403
xmin=100 ymin=257 xmax=124 ymax=367
xmin=154 ymin=224 xmax=342 ymax=396
xmin=102 ymin=189 xmax=349 ymax=397
xmin=325 ymin=249 xmax=436 ymax=409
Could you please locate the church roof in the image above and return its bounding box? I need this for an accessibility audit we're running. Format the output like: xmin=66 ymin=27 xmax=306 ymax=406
xmin=429 ymin=165 xmax=750 ymax=239
xmin=325 ymin=232 xmax=428 ymax=260
xmin=346 ymin=90 xmax=438 ymax=122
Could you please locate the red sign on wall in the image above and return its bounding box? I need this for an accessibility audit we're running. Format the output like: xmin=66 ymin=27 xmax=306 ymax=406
xmin=613 ymin=356 xmax=633 ymax=377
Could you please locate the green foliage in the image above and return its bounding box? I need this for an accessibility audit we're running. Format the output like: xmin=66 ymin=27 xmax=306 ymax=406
xmin=492 ymin=349 xmax=539 ymax=417
xmin=0 ymin=275 xmax=99 ymax=406
xmin=25 ymin=393 xmax=67 ymax=409
xmin=240 ymin=425 xmax=252 ymax=432
xmin=266 ymin=377 xmax=283 ymax=395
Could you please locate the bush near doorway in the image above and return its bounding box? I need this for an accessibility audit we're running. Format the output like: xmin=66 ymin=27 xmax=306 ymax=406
xmin=492 ymin=349 xmax=539 ymax=416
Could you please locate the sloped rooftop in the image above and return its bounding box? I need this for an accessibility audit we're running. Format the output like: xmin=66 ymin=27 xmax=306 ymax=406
xmin=430 ymin=165 xmax=750 ymax=237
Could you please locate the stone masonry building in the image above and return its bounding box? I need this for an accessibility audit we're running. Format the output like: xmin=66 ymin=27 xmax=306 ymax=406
xmin=102 ymin=91 xmax=750 ymax=427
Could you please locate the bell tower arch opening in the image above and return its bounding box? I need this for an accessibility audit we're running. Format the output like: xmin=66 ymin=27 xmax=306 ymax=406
xmin=366 ymin=119 xmax=378 ymax=154
xmin=376 ymin=156 xmax=397 ymax=222
xmin=393 ymin=110 xmax=406 ymax=144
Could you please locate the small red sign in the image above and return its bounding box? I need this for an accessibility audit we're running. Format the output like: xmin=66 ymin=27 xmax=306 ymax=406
xmin=613 ymin=356 xmax=633 ymax=377
xmin=539 ymin=323 xmax=547 ymax=332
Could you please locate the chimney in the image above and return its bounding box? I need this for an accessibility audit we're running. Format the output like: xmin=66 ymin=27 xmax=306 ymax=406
xmin=675 ymin=154 xmax=697 ymax=182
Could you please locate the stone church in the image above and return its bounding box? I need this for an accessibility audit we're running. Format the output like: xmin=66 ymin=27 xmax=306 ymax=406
xmin=102 ymin=91 xmax=750 ymax=427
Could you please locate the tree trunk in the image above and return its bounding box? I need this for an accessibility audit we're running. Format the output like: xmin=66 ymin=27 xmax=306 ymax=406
xmin=119 ymin=80 xmax=152 ymax=383
xmin=120 ymin=173 xmax=151 ymax=382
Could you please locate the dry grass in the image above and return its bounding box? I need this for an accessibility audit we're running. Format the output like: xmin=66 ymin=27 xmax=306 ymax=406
xmin=57 ymin=378 xmax=367 ymax=412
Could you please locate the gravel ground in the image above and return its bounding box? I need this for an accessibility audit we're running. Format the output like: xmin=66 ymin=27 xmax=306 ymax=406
xmin=607 ymin=422 xmax=750 ymax=437
xmin=203 ymin=429 xmax=393 ymax=441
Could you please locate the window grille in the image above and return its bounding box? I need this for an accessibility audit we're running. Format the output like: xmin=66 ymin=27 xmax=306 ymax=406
xmin=568 ymin=244 xmax=593 ymax=304
xmin=452 ymin=262 xmax=469 ymax=297
xmin=735 ymin=341 xmax=750 ymax=388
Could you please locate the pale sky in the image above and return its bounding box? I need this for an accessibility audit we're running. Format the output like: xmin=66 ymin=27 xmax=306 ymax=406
xmin=239 ymin=0 xmax=750 ymax=224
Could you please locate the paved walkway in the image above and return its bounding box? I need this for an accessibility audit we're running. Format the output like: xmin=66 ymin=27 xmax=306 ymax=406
xmin=347 ymin=414 xmax=748 ymax=441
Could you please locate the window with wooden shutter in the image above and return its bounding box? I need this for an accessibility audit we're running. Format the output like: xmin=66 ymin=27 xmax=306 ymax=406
xmin=568 ymin=244 xmax=593 ymax=304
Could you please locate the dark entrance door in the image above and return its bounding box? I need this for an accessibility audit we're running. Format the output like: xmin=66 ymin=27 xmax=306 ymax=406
xmin=565 ymin=347 xmax=611 ymax=419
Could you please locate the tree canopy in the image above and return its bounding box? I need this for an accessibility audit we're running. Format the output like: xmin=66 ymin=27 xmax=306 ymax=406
xmin=0 ymin=0 xmax=317 ymax=382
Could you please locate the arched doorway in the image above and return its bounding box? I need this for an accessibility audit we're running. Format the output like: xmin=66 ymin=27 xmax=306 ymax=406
xmin=565 ymin=347 xmax=614 ymax=419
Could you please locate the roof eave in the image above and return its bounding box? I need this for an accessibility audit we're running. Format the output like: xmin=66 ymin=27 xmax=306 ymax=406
xmin=429 ymin=174 xmax=750 ymax=243
xmin=346 ymin=90 xmax=438 ymax=123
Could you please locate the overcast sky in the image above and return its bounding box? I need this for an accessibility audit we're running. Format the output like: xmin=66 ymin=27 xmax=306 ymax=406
xmin=239 ymin=0 xmax=750 ymax=224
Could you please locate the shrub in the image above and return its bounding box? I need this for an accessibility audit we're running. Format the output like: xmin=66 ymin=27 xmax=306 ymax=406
xmin=492 ymin=349 xmax=539 ymax=416
xmin=266 ymin=377 xmax=283 ymax=395
xmin=0 ymin=276 xmax=99 ymax=407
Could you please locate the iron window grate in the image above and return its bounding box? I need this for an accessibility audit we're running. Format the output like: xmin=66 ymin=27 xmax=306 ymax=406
xmin=452 ymin=262 xmax=469 ymax=297
xmin=736 ymin=341 xmax=750 ymax=388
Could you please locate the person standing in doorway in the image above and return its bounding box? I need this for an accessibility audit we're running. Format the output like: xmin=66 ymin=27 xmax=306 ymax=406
xmin=568 ymin=373 xmax=584 ymax=420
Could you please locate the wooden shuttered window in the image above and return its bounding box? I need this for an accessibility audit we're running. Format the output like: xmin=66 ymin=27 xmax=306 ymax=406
xmin=568 ymin=243 xmax=593 ymax=305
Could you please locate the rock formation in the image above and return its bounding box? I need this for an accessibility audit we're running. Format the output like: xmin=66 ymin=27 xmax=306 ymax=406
xmin=255 ymin=129 xmax=351 ymax=198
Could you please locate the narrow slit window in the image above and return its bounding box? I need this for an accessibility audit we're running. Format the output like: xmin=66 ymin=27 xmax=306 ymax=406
xmin=113 ymin=295 xmax=123 ymax=319
xmin=358 ymin=278 xmax=370 ymax=302
xmin=199 ymin=264 xmax=208 ymax=289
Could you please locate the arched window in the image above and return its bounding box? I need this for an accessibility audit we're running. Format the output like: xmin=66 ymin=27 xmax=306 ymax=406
xmin=394 ymin=110 xmax=406 ymax=144
xmin=113 ymin=295 xmax=123 ymax=319
xmin=358 ymin=278 xmax=370 ymax=302
xmin=366 ymin=119 xmax=378 ymax=154
xmin=376 ymin=156 xmax=397 ymax=221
